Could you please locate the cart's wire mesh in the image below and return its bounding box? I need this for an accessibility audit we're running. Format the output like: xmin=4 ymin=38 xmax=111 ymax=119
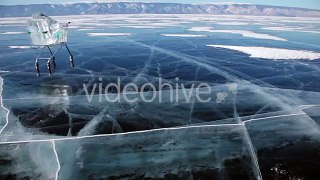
xmin=28 ymin=13 xmax=68 ymax=46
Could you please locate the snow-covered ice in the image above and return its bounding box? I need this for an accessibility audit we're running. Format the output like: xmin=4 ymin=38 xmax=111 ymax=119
xmin=77 ymin=28 xmax=99 ymax=31
xmin=8 ymin=45 xmax=37 ymax=49
xmin=208 ymin=45 xmax=320 ymax=60
xmin=161 ymin=34 xmax=207 ymax=37
xmin=189 ymin=27 xmax=287 ymax=41
xmin=87 ymin=32 xmax=131 ymax=36
xmin=216 ymin=22 xmax=249 ymax=26
xmin=262 ymin=26 xmax=320 ymax=34
xmin=1 ymin=32 xmax=25 ymax=35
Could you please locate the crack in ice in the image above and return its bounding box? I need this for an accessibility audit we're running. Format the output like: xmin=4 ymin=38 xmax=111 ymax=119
xmin=0 ymin=77 xmax=10 ymax=134
xmin=241 ymin=123 xmax=263 ymax=180
xmin=0 ymin=124 xmax=243 ymax=145
xmin=52 ymin=140 xmax=61 ymax=180
xmin=244 ymin=112 xmax=306 ymax=123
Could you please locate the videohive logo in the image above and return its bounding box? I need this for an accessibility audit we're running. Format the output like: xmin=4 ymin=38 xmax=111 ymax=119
xmin=83 ymin=77 xmax=238 ymax=104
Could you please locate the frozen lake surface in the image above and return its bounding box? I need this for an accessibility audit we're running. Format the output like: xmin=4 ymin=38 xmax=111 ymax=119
xmin=0 ymin=14 xmax=320 ymax=179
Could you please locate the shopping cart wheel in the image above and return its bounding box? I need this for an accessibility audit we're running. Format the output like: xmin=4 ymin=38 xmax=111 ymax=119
xmin=35 ymin=61 xmax=40 ymax=76
xmin=47 ymin=61 xmax=52 ymax=76
xmin=69 ymin=55 xmax=74 ymax=68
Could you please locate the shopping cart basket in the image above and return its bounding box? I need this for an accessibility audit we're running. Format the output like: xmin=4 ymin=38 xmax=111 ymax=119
xmin=28 ymin=13 xmax=74 ymax=76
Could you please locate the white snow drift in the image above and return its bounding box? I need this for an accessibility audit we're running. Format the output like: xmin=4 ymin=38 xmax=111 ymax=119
xmin=1 ymin=32 xmax=25 ymax=35
xmin=87 ymin=33 xmax=131 ymax=36
xmin=8 ymin=46 xmax=37 ymax=49
xmin=216 ymin=22 xmax=249 ymax=26
xmin=161 ymin=34 xmax=207 ymax=37
xmin=207 ymin=45 xmax=320 ymax=60
xmin=189 ymin=27 xmax=287 ymax=41
xmin=262 ymin=26 xmax=320 ymax=34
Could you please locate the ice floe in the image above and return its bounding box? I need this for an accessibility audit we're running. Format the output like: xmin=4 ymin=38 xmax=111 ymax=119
xmin=161 ymin=34 xmax=207 ymax=37
xmin=189 ymin=27 xmax=287 ymax=41
xmin=87 ymin=33 xmax=131 ymax=36
xmin=207 ymin=45 xmax=320 ymax=60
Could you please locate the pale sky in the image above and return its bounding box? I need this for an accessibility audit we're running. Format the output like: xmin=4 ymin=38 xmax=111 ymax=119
xmin=1 ymin=0 xmax=320 ymax=10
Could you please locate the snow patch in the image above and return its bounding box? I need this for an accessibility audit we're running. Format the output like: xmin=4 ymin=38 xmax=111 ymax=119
xmin=77 ymin=28 xmax=99 ymax=31
xmin=189 ymin=27 xmax=287 ymax=41
xmin=123 ymin=25 xmax=166 ymax=29
xmin=8 ymin=46 xmax=37 ymax=49
xmin=262 ymin=26 xmax=320 ymax=34
xmin=87 ymin=33 xmax=131 ymax=36
xmin=1 ymin=32 xmax=25 ymax=35
xmin=216 ymin=22 xmax=249 ymax=26
xmin=188 ymin=27 xmax=213 ymax=32
xmin=161 ymin=34 xmax=207 ymax=37
xmin=207 ymin=45 xmax=320 ymax=60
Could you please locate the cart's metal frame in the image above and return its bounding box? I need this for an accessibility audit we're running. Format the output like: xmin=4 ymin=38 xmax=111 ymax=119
xmin=35 ymin=43 xmax=74 ymax=76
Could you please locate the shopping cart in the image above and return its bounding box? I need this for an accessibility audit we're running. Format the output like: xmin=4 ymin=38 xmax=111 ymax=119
xmin=28 ymin=13 xmax=74 ymax=76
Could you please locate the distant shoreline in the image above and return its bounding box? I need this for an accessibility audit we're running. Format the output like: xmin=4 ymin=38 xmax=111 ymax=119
xmin=1 ymin=2 xmax=320 ymax=18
